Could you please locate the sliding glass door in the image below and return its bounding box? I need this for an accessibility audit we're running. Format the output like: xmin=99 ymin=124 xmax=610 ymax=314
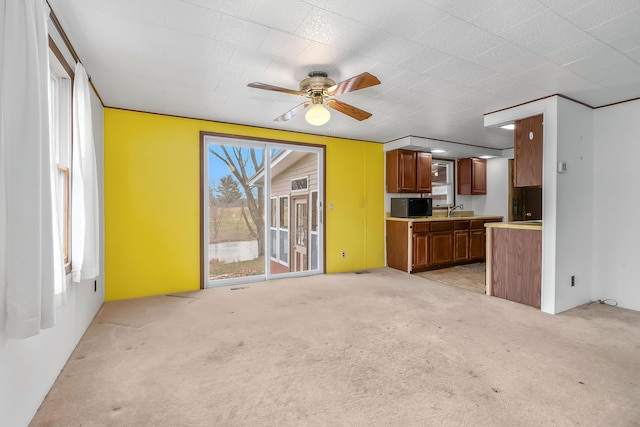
xmin=203 ymin=134 xmax=323 ymax=288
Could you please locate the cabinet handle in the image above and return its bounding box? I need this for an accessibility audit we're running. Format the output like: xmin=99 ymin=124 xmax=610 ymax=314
xmin=526 ymin=212 xmax=532 ymax=217
xmin=529 ymin=131 xmax=534 ymax=140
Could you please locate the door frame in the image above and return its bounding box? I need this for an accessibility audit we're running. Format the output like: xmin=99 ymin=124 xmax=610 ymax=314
xmin=199 ymin=132 xmax=325 ymax=289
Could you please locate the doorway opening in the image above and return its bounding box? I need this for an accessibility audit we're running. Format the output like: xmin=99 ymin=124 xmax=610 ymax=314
xmin=200 ymin=133 xmax=324 ymax=288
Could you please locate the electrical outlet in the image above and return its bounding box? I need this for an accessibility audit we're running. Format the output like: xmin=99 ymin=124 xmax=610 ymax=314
xmin=341 ymin=251 xmax=346 ymax=258
xmin=571 ymin=275 xmax=575 ymax=287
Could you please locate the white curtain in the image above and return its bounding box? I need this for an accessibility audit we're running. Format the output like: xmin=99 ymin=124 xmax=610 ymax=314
xmin=71 ymin=62 xmax=99 ymax=283
xmin=0 ymin=0 xmax=62 ymax=338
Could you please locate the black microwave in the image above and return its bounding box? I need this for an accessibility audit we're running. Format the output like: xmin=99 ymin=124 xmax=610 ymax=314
xmin=390 ymin=197 xmax=432 ymax=218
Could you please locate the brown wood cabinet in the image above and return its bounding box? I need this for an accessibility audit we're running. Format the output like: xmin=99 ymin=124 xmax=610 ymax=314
xmin=469 ymin=230 xmax=485 ymax=260
xmin=457 ymin=158 xmax=487 ymax=195
xmin=412 ymin=233 xmax=429 ymax=270
xmin=490 ymin=227 xmax=542 ymax=309
xmin=453 ymin=221 xmax=469 ymax=262
xmin=386 ymin=149 xmax=432 ymax=193
xmin=429 ymin=232 xmax=453 ymax=266
xmin=386 ymin=221 xmax=409 ymax=271
xmin=428 ymin=221 xmax=454 ymax=266
xmin=514 ymin=115 xmax=543 ymax=187
xmin=416 ymin=152 xmax=432 ymax=193
xmin=454 ymin=230 xmax=469 ymax=262
xmin=386 ymin=217 xmax=501 ymax=273
xmin=412 ymin=222 xmax=430 ymax=269
xmin=469 ymin=219 xmax=488 ymax=260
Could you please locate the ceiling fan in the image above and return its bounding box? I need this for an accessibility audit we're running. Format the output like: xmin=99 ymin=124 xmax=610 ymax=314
xmin=247 ymin=71 xmax=381 ymax=126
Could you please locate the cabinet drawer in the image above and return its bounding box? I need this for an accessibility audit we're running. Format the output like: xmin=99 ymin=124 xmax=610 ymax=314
xmin=454 ymin=220 xmax=469 ymax=230
xmin=430 ymin=221 xmax=454 ymax=232
xmin=413 ymin=222 xmax=429 ymax=233
xmin=470 ymin=219 xmax=484 ymax=229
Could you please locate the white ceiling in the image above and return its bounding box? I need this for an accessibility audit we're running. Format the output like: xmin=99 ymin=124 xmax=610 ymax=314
xmin=48 ymin=0 xmax=640 ymax=150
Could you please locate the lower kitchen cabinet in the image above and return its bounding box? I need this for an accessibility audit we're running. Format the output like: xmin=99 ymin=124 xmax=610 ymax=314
xmin=386 ymin=216 xmax=502 ymax=273
xmin=469 ymin=229 xmax=485 ymax=260
xmin=454 ymin=230 xmax=469 ymax=262
xmin=453 ymin=220 xmax=470 ymax=263
xmin=430 ymin=232 xmax=453 ymax=266
xmin=412 ymin=233 xmax=429 ymax=270
xmin=428 ymin=221 xmax=454 ymax=267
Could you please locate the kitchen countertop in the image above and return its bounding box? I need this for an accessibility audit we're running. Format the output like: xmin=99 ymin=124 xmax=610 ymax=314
xmin=387 ymin=215 xmax=504 ymax=222
xmin=485 ymin=220 xmax=542 ymax=230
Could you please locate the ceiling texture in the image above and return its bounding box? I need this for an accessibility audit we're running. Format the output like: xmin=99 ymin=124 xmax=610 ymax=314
xmin=48 ymin=0 xmax=640 ymax=151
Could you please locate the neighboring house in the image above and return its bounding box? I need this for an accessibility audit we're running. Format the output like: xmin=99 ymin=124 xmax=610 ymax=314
xmin=249 ymin=150 xmax=321 ymax=274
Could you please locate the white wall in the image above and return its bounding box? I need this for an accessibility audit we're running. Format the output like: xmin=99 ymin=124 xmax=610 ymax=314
xmin=593 ymin=100 xmax=640 ymax=311
xmin=457 ymin=157 xmax=509 ymax=219
xmin=554 ymin=97 xmax=594 ymax=313
xmin=0 ymin=91 xmax=105 ymax=427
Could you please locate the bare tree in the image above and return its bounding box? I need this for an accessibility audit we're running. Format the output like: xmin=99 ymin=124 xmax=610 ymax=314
xmin=209 ymin=146 xmax=265 ymax=256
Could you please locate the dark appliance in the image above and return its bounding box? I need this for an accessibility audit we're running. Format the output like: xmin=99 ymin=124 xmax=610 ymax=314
xmin=390 ymin=197 xmax=432 ymax=218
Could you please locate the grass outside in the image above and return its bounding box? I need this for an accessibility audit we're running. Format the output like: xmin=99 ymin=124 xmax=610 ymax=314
xmin=209 ymin=206 xmax=263 ymax=279
xmin=209 ymin=256 xmax=264 ymax=280
xmin=210 ymin=206 xmax=256 ymax=243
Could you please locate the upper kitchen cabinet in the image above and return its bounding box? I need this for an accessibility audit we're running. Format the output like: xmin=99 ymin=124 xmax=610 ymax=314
xmin=514 ymin=115 xmax=543 ymax=187
xmin=457 ymin=157 xmax=486 ymax=195
xmin=386 ymin=149 xmax=432 ymax=193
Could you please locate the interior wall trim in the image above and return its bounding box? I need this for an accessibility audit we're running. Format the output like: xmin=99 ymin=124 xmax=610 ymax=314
xmin=485 ymin=93 xmax=640 ymax=116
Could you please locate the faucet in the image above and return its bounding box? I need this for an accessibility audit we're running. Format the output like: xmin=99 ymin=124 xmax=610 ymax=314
xmin=447 ymin=204 xmax=463 ymax=217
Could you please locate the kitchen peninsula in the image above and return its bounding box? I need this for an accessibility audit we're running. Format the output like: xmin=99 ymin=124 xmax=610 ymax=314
xmin=386 ymin=213 xmax=503 ymax=273
xmin=485 ymin=221 xmax=542 ymax=309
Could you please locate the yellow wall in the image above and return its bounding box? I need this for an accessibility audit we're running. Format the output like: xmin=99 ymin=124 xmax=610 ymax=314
xmin=104 ymin=109 xmax=384 ymax=301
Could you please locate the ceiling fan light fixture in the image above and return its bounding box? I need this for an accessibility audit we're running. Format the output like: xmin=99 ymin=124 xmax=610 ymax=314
xmin=305 ymin=103 xmax=331 ymax=126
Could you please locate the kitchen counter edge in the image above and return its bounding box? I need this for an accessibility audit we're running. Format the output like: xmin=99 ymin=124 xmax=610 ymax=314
xmin=386 ymin=215 xmax=504 ymax=223
xmin=485 ymin=221 xmax=542 ymax=230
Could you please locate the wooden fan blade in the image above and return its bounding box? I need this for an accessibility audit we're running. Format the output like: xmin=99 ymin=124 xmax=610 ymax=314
xmin=274 ymin=101 xmax=311 ymax=122
xmin=326 ymin=72 xmax=380 ymax=96
xmin=247 ymin=82 xmax=304 ymax=96
xmin=325 ymin=99 xmax=372 ymax=121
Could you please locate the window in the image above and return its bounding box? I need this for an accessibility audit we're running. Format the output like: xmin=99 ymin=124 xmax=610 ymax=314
xmin=291 ymin=176 xmax=308 ymax=192
xmin=269 ymin=196 xmax=289 ymax=265
xmin=48 ymin=47 xmax=73 ymax=279
xmin=278 ymin=196 xmax=289 ymax=264
xmin=279 ymin=197 xmax=289 ymax=229
xmin=430 ymin=159 xmax=455 ymax=208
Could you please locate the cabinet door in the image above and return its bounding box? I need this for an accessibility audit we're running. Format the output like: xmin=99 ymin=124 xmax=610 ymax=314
xmin=469 ymin=229 xmax=485 ymax=260
xmin=471 ymin=158 xmax=487 ymax=194
xmin=416 ymin=152 xmax=432 ymax=193
xmin=458 ymin=158 xmax=486 ymax=195
xmin=412 ymin=233 xmax=429 ymax=269
xmin=453 ymin=230 xmax=469 ymax=262
xmin=429 ymin=232 xmax=453 ymax=266
xmin=457 ymin=158 xmax=472 ymax=195
xmin=387 ymin=220 xmax=410 ymax=272
xmin=398 ymin=150 xmax=417 ymax=192
xmin=514 ymin=115 xmax=543 ymax=187
xmin=386 ymin=149 xmax=417 ymax=193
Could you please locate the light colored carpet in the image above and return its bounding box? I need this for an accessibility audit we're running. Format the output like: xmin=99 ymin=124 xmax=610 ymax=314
xmin=31 ymin=268 xmax=640 ymax=426
xmin=415 ymin=263 xmax=486 ymax=294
